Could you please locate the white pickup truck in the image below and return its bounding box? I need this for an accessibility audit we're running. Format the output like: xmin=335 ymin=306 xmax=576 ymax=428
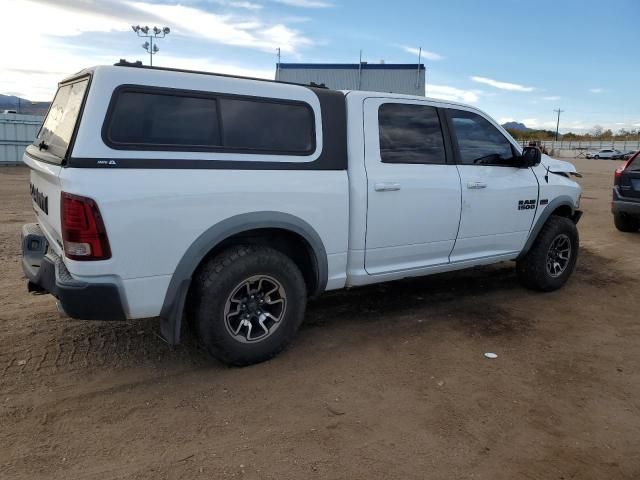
xmin=21 ymin=62 xmax=582 ymax=365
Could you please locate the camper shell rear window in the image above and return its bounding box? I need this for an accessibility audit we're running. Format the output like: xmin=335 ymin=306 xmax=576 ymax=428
xmin=102 ymin=85 xmax=316 ymax=155
xmin=35 ymin=76 xmax=90 ymax=162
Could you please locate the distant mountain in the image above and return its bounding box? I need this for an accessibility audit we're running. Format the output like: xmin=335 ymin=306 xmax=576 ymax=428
xmin=501 ymin=121 xmax=530 ymax=131
xmin=0 ymin=95 xmax=50 ymax=116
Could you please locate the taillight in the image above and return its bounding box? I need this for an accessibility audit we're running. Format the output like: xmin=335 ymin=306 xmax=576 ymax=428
xmin=60 ymin=192 xmax=111 ymax=261
xmin=614 ymin=157 xmax=632 ymax=184
xmin=614 ymin=168 xmax=623 ymax=183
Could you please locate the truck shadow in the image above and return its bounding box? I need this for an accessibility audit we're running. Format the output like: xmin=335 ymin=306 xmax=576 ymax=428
xmin=305 ymin=262 xmax=527 ymax=337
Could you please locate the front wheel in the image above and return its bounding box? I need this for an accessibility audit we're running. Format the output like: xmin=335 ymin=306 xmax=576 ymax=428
xmin=594 ymin=155 xmax=600 ymax=159
xmin=516 ymin=216 xmax=579 ymax=292
xmin=190 ymin=245 xmax=307 ymax=366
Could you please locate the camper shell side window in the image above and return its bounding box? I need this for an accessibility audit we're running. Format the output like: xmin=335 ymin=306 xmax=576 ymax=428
xmin=102 ymin=85 xmax=316 ymax=156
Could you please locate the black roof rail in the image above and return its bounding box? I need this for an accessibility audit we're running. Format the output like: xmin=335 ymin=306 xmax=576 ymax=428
xmin=112 ymin=59 xmax=330 ymax=90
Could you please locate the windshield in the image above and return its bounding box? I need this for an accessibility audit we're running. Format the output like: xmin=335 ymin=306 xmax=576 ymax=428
xmin=36 ymin=78 xmax=89 ymax=161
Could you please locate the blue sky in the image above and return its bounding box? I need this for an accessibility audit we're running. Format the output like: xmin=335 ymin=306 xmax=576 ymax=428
xmin=2 ymin=0 xmax=639 ymax=133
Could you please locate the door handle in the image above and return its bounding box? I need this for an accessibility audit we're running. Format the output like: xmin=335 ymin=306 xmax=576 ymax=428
xmin=374 ymin=182 xmax=401 ymax=192
xmin=467 ymin=181 xmax=487 ymax=189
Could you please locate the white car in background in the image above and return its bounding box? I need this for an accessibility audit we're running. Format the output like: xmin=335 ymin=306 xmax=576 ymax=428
xmin=586 ymin=149 xmax=623 ymax=159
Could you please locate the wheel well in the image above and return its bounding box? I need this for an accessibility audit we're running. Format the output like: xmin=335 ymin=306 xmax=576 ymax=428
xmin=551 ymin=204 xmax=573 ymax=218
xmin=197 ymin=228 xmax=319 ymax=296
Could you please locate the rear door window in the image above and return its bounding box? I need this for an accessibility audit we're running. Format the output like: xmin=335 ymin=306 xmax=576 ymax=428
xmin=36 ymin=78 xmax=89 ymax=161
xmin=377 ymin=103 xmax=446 ymax=164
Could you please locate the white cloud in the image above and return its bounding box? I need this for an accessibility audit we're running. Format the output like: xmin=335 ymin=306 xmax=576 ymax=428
xmin=129 ymin=1 xmax=312 ymax=54
xmin=399 ymin=46 xmax=444 ymax=61
xmin=589 ymin=88 xmax=604 ymax=93
xmin=153 ymin=55 xmax=274 ymax=79
xmin=9 ymin=0 xmax=312 ymax=54
xmin=542 ymin=95 xmax=561 ymax=101
xmin=498 ymin=117 xmax=515 ymax=124
xmin=427 ymin=84 xmax=480 ymax=103
xmin=196 ymin=0 xmax=264 ymax=9
xmin=272 ymin=0 xmax=333 ymax=7
xmin=0 ymin=0 xmax=316 ymax=99
xmin=471 ymin=76 xmax=535 ymax=92
xmin=228 ymin=1 xmax=264 ymax=9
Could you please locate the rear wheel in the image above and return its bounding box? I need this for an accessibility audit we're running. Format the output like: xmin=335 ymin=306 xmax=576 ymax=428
xmin=614 ymin=213 xmax=640 ymax=232
xmin=190 ymin=245 xmax=307 ymax=366
xmin=516 ymin=216 xmax=579 ymax=292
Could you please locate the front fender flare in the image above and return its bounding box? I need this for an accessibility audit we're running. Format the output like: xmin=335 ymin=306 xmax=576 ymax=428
xmin=517 ymin=195 xmax=578 ymax=260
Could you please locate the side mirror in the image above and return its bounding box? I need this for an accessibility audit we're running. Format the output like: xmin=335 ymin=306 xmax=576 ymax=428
xmin=520 ymin=146 xmax=541 ymax=168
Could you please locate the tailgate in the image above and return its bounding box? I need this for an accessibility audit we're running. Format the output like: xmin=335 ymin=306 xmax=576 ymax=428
xmin=24 ymin=150 xmax=64 ymax=254
xmin=621 ymin=156 xmax=640 ymax=198
xmin=620 ymin=170 xmax=640 ymax=199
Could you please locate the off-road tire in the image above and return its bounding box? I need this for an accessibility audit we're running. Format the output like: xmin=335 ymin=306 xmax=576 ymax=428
xmin=516 ymin=216 xmax=579 ymax=292
xmin=614 ymin=213 xmax=640 ymax=232
xmin=191 ymin=245 xmax=307 ymax=366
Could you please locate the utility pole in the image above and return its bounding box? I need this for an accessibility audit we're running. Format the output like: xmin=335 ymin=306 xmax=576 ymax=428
xmin=131 ymin=25 xmax=170 ymax=66
xmin=554 ymin=108 xmax=564 ymax=141
xmin=276 ymin=47 xmax=281 ymax=80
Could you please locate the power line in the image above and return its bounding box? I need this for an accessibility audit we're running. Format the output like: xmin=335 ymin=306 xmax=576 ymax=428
xmin=554 ymin=108 xmax=564 ymax=141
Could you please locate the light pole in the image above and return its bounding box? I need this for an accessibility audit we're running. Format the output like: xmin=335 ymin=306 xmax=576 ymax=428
xmin=131 ymin=25 xmax=170 ymax=66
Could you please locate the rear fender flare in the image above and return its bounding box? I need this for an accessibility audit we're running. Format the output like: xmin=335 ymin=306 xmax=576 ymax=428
xmin=159 ymin=211 xmax=328 ymax=345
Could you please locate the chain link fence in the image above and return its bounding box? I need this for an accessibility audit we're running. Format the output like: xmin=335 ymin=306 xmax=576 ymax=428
xmin=516 ymin=139 xmax=640 ymax=158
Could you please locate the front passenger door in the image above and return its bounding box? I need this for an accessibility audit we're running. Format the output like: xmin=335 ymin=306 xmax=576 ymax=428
xmin=447 ymin=108 xmax=539 ymax=262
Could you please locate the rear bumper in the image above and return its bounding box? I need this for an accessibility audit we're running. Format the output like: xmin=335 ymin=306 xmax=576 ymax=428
xmin=21 ymin=223 xmax=126 ymax=321
xmin=612 ymin=188 xmax=640 ymax=217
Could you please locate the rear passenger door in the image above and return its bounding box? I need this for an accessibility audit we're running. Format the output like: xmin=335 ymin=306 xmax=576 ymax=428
xmin=363 ymin=98 xmax=462 ymax=274
xmin=445 ymin=108 xmax=539 ymax=262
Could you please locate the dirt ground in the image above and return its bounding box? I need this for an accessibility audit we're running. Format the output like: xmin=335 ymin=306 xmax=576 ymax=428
xmin=1 ymin=158 xmax=639 ymax=480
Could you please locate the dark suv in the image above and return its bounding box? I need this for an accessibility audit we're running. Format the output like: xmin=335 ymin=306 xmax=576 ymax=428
xmin=613 ymin=151 xmax=640 ymax=232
